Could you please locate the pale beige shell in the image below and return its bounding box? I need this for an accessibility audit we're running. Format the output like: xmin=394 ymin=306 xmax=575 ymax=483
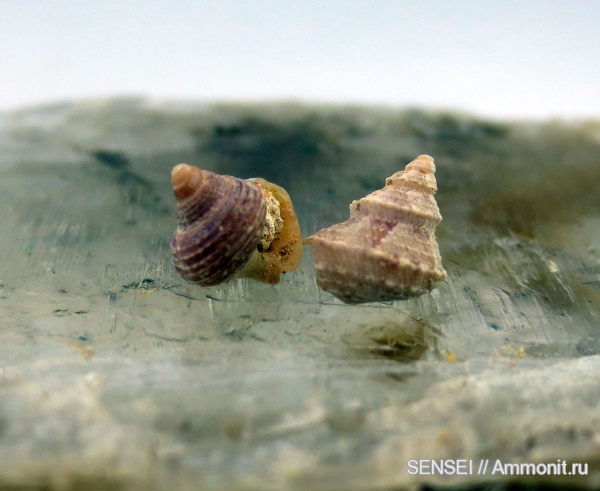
xmin=305 ymin=155 xmax=447 ymax=304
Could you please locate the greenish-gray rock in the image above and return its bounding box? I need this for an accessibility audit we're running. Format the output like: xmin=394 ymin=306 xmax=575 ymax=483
xmin=0 ymin=98 xmax=599 ymax=490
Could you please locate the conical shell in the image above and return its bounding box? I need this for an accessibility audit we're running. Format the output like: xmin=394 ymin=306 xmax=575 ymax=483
xmin=170 ymin=164 xmax=267 ymax=286
xmin=305 ymin=155 xmax=447 ymax=304
xmin=170 ymin=164 xmax=302 ymax=286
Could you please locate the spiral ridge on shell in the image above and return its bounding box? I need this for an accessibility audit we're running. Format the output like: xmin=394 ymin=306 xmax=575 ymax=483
xmin=305 ymin=155 xmax=447 ymax=304
xmin=170 ymin=164 xmax=267 ymax=286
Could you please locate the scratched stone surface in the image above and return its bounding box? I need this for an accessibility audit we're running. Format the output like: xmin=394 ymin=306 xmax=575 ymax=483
xmin=0 ymin=98 xmax=599 ymax=490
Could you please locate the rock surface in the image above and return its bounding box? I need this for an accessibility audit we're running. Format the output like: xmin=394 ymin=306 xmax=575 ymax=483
xmin=0 ymin=98 xmax=599 ymax=490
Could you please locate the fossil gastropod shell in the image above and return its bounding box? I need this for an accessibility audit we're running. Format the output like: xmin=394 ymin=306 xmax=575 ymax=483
xmin=305 ymin=155 xmax=447 ymax=304
xmin=170 ymin=164 xmax=302 ymax=286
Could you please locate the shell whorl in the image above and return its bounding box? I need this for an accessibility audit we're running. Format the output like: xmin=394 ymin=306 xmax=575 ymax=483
xmin=306 ymin=155 xmax=447 ymax=304
xmin=170 ymin=164 xmax=267 ymax=286
xmin=349 ymin=155 xmax=441 ymax=223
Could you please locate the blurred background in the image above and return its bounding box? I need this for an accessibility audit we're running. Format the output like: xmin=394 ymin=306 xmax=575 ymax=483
xmin=1 ymin=0 xmax=599 ymax=119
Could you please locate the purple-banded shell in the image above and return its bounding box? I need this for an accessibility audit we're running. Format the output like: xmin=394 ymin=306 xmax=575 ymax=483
xmin=170 ymin=164 xmax=267 ymax=286
xmin=170 ymin=164 xmax=303 ymax=286
xmin=305 ymin=155 xmax=447 ymax=304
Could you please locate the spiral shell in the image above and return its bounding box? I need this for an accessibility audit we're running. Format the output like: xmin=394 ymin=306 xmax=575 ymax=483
xmin=170 ymin=164 xmax=302 ymax=286
xmin=305 ymin=155 xmax=447 ymax=304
